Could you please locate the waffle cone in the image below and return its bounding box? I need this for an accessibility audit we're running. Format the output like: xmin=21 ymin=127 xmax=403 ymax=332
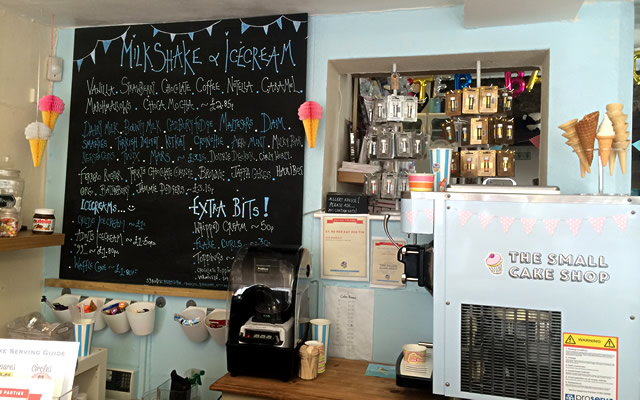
xmin=615 ymin=140 xmax=630 ymax=174
xmin=29 ymin=138 xmax=48 ymax=167
xmin=605 ymin=103 xmax=623 ymax=114
xmin=559 ymin=119 xmax=590 ymax=175
xmin=608 ymin=114 xmax=628 ymax=141
xmin=596 ymin=136 xmax=614 ymax=166
xmin=303 ymin=118 xmax=319 ymax=148
xmin=575 ymin=111 xmax=599 ymax=166
xmin=608 ymin=148 xmax=617 ymax=176
xmin=42 ymin=111 xmax=60 ymax=130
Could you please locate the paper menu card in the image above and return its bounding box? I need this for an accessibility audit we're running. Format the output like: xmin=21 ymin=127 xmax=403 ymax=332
xmin=325 ymin=286 xmax=374 ymax=361
xmin=0 ymin=339 xmax=79 ymax=398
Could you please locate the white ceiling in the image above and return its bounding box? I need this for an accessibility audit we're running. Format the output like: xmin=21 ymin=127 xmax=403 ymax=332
xmin=0 ymin=0 xmax=630 ymax=29
xmin=0 ymin=0 xmax=465 ymax=28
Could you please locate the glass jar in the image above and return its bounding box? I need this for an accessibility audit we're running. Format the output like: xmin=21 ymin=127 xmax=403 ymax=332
xmin=33 ymin=208 xmax=55 ymax=234
xmin=0 ymin=207 xmax=19 ymax=238
xmin=0 ymin=167 xmax=25 ymax=229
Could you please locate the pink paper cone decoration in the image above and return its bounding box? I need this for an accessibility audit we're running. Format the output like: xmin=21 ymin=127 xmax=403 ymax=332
xmin=478 ymin=214 xmax=493 ymax=230
xmin=499 ymin=216 xmax=515 ymax=233
xmin=39 ymin=95 xmax=65 ymax=131
xmin=458 ymin=210 xmax=473 ymax=226
xmin=543 ymin=219 xmax=560 ymax=236
xmin=612 ymin=215 xmax=628 ymax=232
xmin=588 ymin=217 xmax=606 ymax=234
xmin=565 ymin=218 xmax=582 ymax=236
xmin=298 ymin=101 xmax=322 ymax=148
xmin=521 ymin=218 xmax=537 ymax=235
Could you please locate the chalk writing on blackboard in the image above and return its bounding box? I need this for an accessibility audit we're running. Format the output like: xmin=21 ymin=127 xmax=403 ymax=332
xmin=60 ymin=15 xmax=307 ymax=290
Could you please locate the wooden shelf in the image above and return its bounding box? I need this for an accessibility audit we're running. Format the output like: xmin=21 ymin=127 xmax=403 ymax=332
xmin=45 ymin=278 xmax=227 ymax=300
xmin=211 ymin=357 xmax=446 ymax=400
xmin=0 ymin=231 xmax=65 ymax=252
xmin=337 ymin=171 xmax=365 ymax=184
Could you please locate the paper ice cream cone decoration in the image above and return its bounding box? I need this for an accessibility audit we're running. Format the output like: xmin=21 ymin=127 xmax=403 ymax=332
xmin=298 ymin=101 xmax=323 ymax=148
xmin=38 ymin=95 xmax=65 ymax=131
xmin=596 ymin=114 xmax=615 ymax=167
xmin=559 ymin=118 xmax=590 ymax=177
xmin=615 ymin=140 xmax=630 ymax=174
xmin=575 ymin=111 xmax=599 ymax=167
xmin=24 ymin=122 xmax=52 ymax=167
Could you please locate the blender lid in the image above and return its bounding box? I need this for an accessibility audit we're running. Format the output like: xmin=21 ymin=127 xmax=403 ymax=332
xmin=254 ymin=286 xmax=285 ymax=315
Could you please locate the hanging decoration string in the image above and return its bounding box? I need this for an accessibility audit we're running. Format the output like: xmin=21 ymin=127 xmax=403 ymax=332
xmin=36 ymin=47 xmax=41 ymax=122
xmin=48 ymin=14 xmax=55 ymax=95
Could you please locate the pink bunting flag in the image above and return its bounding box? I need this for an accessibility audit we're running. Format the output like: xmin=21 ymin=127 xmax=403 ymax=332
xmin=458 ymin=210 xmax=473 ymax=226
xmin=521 ymin=218 xmax=537 ymax=235
xmin=543 ymin=219 xmax=560 ymax=236
xmin=612 ymin=215 xmax=628 ymax=232
xmin=478 ymin=213 xmax=494 ymax=230
xmin=588 ymin=217 xmax=606 ymax=234
xmin=499 ymin=216 xmax=515 ymax=233
xmin=529 ymin=134 xmax=541 ymax=149
xmin=424 ymin=208 xmax=434 ymax=224
xmin=565 ymin=218 xmax=582 ymax=236
xmin=404 ymin=210 xmax=418 ymax=225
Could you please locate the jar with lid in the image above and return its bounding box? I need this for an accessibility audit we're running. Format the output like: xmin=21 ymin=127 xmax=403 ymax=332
xmin=0 ymin=207 xmax=19 ymax=238
xmin=33 ymin=209 xmax=55 ymax=234
xmin=0 ymin=157 xmax=25 ymax=229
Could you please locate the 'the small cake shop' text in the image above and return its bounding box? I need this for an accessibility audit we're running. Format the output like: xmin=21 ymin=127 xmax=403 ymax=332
xmin=506 ymin=251 xmax=610 ymax=284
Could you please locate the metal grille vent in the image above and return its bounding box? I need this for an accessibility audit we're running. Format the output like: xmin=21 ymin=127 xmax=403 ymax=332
xmin=460 ymin=304 xmax=562 ymax=400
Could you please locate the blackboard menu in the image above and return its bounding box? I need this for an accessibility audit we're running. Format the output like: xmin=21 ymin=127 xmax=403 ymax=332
xmin=60 ymin=15 xmax=307 ymax=290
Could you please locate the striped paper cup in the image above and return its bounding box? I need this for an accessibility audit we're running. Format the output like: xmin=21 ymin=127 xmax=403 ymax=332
xmin=310 ymin=319 xmax=331 ymax=370
xmin=408 ymin=173 xmax=434 ymax=192
xmin=430 ymin=148 xmax=453 ymax=192
xmin=305 ymin=340 xmax=326 ymax=373
xmin=74 ymin=319 xmax=94 ymax=357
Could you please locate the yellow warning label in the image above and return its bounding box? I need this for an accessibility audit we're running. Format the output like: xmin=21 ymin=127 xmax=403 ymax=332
xmin=563 ymin=333 xmax=618 ymax=350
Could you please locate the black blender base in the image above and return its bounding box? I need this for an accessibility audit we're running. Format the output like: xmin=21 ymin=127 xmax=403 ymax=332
xmin=227 ymin=343 xmax=298 ymax=381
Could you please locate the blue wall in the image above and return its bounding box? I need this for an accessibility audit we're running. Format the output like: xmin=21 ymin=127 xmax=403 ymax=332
xmin=43 ymin=3 xmax=633 ymax=398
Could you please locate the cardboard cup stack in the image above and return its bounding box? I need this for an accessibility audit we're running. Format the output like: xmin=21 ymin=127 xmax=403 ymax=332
xmin=605 ymin=103 xmax=630 ymax=175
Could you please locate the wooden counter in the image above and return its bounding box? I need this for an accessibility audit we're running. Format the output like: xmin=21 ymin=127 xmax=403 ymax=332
xmin=210 ymin=358 xmax=447 ymax=400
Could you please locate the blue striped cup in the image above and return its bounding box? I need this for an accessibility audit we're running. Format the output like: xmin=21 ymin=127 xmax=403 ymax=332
xmin=430 ymin=148 xmax=453 ymax=192
xmin=74 ymin=319 xmax=95 ymax=357
xmin=310 ymin=319 xmax=331 ymax=369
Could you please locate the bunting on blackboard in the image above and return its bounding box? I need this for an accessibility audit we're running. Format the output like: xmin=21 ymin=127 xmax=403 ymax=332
xmin=73 ymin=15 xmax=306 ymax=71
xmin=74 ymin=28 xmax=130 ymax=71
xmin=239 ymin=16 xmax=305 ymax=35
xmin=151 ymin=21 xmax=220 ymax=41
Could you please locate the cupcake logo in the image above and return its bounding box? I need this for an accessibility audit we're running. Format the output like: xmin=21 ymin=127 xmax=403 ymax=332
xmin=485 ymin=252 xmax=503 ymax=276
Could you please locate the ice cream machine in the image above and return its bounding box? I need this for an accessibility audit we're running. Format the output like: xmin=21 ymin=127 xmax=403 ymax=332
xmin=394 ymin=189 xmax=639 ymax=400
